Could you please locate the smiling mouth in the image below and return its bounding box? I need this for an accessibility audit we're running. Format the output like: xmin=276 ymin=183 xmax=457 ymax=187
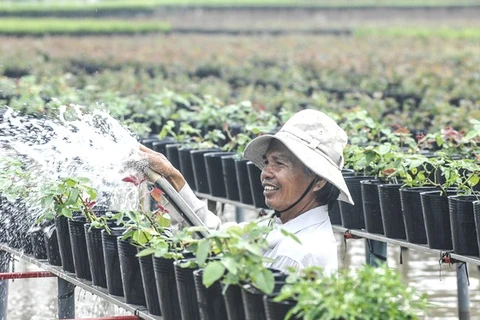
xmin=264 ymin=185 xmax=279 ymax=192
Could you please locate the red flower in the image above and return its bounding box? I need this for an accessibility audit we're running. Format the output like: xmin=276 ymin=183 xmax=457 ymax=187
xmin=122 ymin=175 xmax=146 ymax=186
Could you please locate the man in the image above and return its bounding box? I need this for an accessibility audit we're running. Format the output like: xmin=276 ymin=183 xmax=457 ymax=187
xmin=140 ymin=109 xmax=353 ymax=273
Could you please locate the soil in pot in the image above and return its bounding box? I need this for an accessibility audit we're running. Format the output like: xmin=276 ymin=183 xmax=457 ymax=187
xmin=235 ymin=158 xmax=254 ymax=205
xmin=193 ymin=269 xmax=227 ymax=320
xmin=117 ymin=237 xmax=146 ymax=306
xmin=378 ymin=183 xmax=406 ymax=240
xmin=360 ymin=179 xmax=384 ymax=235
xmin=448 ymin=195 xmax=479 ymax=256
xmin=222 ymin=155 xmax=241 ymax=201
xmin=68 ymin=216 xmax=92 ymax=280
xmin=138 ymin=250 xmax=162 ymax=316
xmin=152 ymin=256 xmax=182 ymax=320
xmin=102 ymin=228 xmax=124 ymax=296
xmin=420 ymin=190 xmax=457 ymax=250
xmin=205 ymin=151 xmax=235 ymax=198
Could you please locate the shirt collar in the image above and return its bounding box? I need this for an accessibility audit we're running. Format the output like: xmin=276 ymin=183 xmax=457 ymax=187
xmin=267 ymin=205 xmax=329 ymax=247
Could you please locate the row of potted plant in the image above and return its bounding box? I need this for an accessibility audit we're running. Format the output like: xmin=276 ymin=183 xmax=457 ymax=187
xmin=0 ymin=156 xmax=430 ymax=319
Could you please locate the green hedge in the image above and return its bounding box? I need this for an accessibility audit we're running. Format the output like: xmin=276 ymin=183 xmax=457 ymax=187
xmin=0 ymin=18 xmax=171 ymax=35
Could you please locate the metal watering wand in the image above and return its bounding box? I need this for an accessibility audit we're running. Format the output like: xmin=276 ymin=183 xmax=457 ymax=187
xmin=144 ymin=167 xmax=209 ymax=238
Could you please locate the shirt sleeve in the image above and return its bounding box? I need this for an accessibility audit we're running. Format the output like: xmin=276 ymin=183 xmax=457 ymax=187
xmin=178 ymin=183 xmax=222 ymax=230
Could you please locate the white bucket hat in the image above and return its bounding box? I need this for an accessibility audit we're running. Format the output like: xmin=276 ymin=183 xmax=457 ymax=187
xmin=243 ymin=109 xmax=354 ymax=205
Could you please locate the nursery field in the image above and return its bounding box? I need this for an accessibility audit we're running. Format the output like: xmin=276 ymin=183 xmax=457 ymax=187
xmin=1 ymin=2 xmax=480 ymax=320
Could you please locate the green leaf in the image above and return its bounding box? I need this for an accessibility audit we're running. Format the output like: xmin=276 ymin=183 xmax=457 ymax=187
xmin=253 ymin=268 xmax=275 ymax=294
xmin=61 ymin=207 xmax=73 ymax=219
xmin=220 ymin=256 xmax=238 ymax=275
xmin=203 ymin=261 xmax=225 ymax=288
xmin=136 ymin=247 xmax=156 ymax=257
xmin=66 ymin=188 xmax=79 ymax=205
xmin=376 ymin=143 xmax=391 ymax=155
xmin=195 ymin=239 xmax=210 ymax=266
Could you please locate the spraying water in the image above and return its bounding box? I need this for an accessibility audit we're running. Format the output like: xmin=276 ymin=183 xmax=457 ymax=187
xmin=0 ymin=104 xmax=146 ymax=247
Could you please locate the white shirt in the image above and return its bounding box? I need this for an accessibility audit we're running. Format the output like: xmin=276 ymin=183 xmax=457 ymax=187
xmin=264 ymin=206 xmax=338 ymax=274
xmin=178 ymin=184 xmax=337 ymax=273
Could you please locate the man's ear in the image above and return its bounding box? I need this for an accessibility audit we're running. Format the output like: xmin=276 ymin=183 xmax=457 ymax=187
xmin=312 ymin=177 xmax=327 ymax=192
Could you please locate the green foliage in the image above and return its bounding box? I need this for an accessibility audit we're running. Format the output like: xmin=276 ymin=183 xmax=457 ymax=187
xmin=36 ymin=176 xmax=97 ymax=223
xmin=191 ymin=217 xmax=300 ymax=294
xmin=275 ymin=264 xmax=428 ymax=320
xmin=0 ymin=156 xmax=32 ymax=202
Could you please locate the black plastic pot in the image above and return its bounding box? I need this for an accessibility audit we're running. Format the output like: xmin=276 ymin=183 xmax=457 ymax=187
xmin=360 ymin=179 xmax=384 ymax=235
xmin=166 ymin=144 xmax=182 ymax=172
xmin=193 ymin=269 xmax=227 ymax=320
xmin=141 ymin=137 xmax=160 ymax=150
xmin=84 ymin=223 xmax=107 ymax=288
xmin=117 ymin=238 xmax=146 ymax=306
xmin=191 ymin=148 xmax=221 ymax=193
xmin=448 ymin=195 xmax=479 ymax=256
xmin=55 ymin=215 xmax=75 ymax=273
xmin=420 ymin=190 xmax=457 ymax=250
xmin=152 ymin=256 xmax=182 ymax=320
xmin=378 ymin=183 xmax=406 ymax=240
xmin=247 ymin=161 xmax=268 ymax=209
xmin=28 ymin=224 xmax=47 ymax=260
xmin=205 ymin=152 xmax=235 ymax=198
xmin=68 ymin=216 xmax=92 ymax=280
xmin=474 ymin=201 xmax=480 ymax=254
xmin=222 ymin=155 xmax=241 ymax=201
xmin=339 ymin=176 xmax=371 ymax=229
xmin=241 ymin=270 xmax=287 ymax=320
xmin=327 ymin=170 xmax=356 ymax=225
xmin=222 ymin=283 xmax=245 ymax=320
xmin=138 ymin=250 xmax=162 ymax=316
xmin=179 ymin=147 xmax=197 ymax=190
xmin=44 ymin=224 xmax=62 ymax=266
xmin=152 ymin=137 xmax=175 ymax=155
xmin=235 ymin=158 xmax=254 ymax=205
xmin=400 ymin=186 xmax=438 ymax=245
xmin=263 ymin=295 xmax=297 ymax=320
xmin=174 ymin=258 xmax=201 ymax=320
xmin=102 ymin=228 xmax=124 ymax=296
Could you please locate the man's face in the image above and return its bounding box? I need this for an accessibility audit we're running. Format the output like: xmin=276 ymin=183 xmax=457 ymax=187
xmin=260 ymin=140 xmax=315 ymax=212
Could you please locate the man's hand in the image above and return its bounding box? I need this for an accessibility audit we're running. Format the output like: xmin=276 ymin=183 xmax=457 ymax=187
xmin=139 ymin=144 xmax=186 ymax=192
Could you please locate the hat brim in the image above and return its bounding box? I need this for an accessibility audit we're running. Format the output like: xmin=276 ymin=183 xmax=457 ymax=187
xmin=243 ymin=134 xmax=354 ymax=205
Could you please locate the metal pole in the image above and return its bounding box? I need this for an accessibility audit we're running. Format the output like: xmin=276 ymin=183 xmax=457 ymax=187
xmin=365 ymin=239 xmax=387 ymax=267
xmin=0 ymin=251 xmax=9 ymax=320
xmin=235 ymin=207 xmax=244 ymax=223
xmin=456 ymin=262 xmax=470 ymax=320
xmin=57 ymin=277 xmax=75 ymax=319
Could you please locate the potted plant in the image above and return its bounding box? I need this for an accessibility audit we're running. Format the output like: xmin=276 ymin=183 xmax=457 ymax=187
xmin=273 ymin=264 xmax=428 ymax=320
xmin=194 ymin=217 xmax=299 ymax=320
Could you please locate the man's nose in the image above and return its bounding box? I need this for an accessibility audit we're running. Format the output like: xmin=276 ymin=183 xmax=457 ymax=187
xmin=260 ymin=164 xmax=273 ymax=181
